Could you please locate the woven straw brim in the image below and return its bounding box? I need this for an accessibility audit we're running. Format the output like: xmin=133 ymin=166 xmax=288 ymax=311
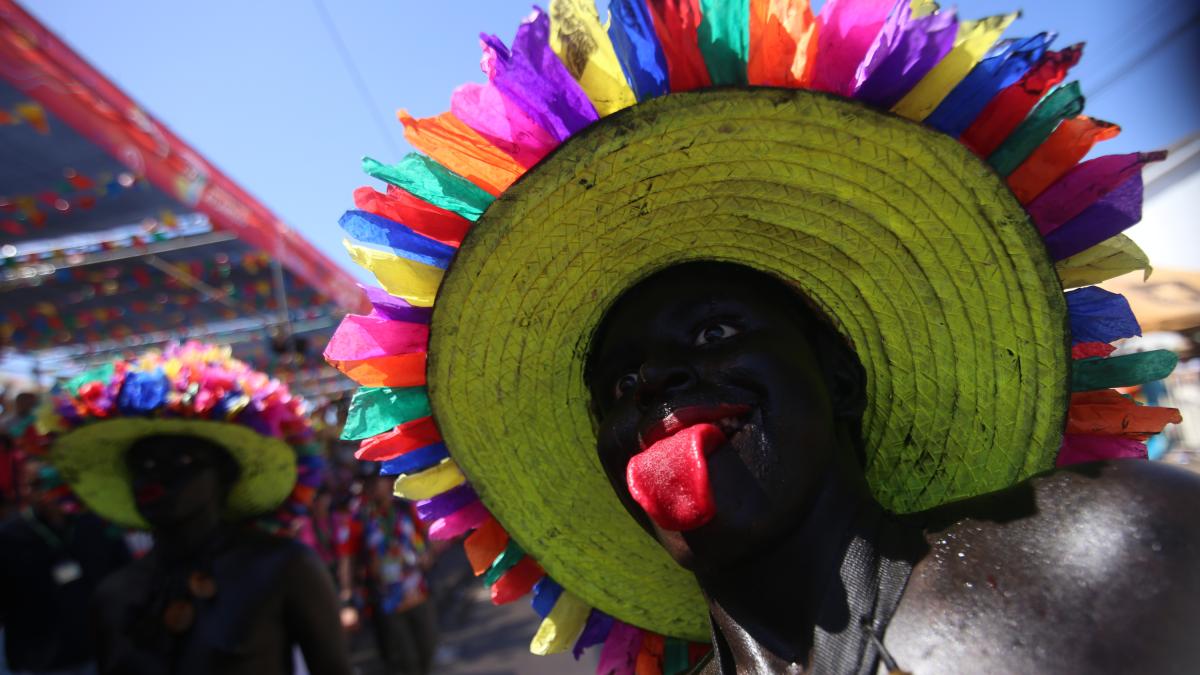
xmin=51 ymin=418 xmax=297 ymax=529
xmin=429 ymin=89 xmax=1069 ymax=640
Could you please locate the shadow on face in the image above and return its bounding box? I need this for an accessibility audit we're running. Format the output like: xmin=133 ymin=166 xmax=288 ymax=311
xmin=125 ymin=434 xmax=241 ymax=528
xmin=586 ymin=262 xmax=866 ymax=573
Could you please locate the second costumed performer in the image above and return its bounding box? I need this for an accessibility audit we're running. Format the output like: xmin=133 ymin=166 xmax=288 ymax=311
xmin=324 ymin=1 xmax=1200 ymax=673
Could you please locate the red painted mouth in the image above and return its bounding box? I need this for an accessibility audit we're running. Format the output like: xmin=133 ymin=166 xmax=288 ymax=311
xmin=638 ymin=404 xmax=753 ymax=450
xmin=135 ymin=483 xmax=165 ymax=504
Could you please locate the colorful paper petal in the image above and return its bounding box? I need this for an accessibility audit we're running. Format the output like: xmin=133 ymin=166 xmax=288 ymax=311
xmin=1043 ymin=173 xmax=1144 ymax=261
xmin=1072 ymin=342 xmax=1117 ymax=360
xmin=1065 ymin=286 xmax=1140 ymax=345
xmin=891 ymin=12 xmax=1017 ymax=120
xmin=549 ymin=0 xmax=639 ymax=116
xmin=416 ymin=483 xmax=479 ymax=521
xmin=747 ymin=0 xmax=817 ymax=88
xmin=428 ymin=500 xmax=491 ymax=540
xmin=1068 ymin=390 xmax=1182 ymax=440
xmin=379 ymin=442 xmax=451 ymax=476
xmin=810 ymin=0 xmax=899 ymax=96
xmin=452 ymin=82 xmax=560 ymax=168
xmin=960 ymin=43 xmax=1083 ymax=157
xmin=354 ymin=186 xmax=472 ymax=248
xmin=465 ymin=516 xmax=510 ymax=575
xmin=531 ymin=576 xmax=565 ymax=618
xmin=698 ymin=0 xmax=750 ymax=86
xmin=574 ymin=609 xmax=615 ymax=659
xmin=1056 ymin=433 xmax=1147 ymax=467
xmin=492 ymin=557 xmax=545 ymax=604
xmin=356 ymin=416 xmax=443 ymax=461
xmin=339 ymin=210 xmax=455 ymax=269
xmin=636 ymin=633 xmax=666 ymax=675
xmin=361 ymin=284 xmax=432 ymax=324
xmin=1007 ymin=116 xmax=1120 ymax=204
xmin=326 ymin=353 xmax=427 ymax=388
xmin=363 ymin=155 xmax=494 ymax=221
xmin=393 ymin=458 xmax=467 ymax=500
xmin=1028 ymin=151 xmax=1165 ymax=235
xmin=1055 ymin=234 xmax=1151 ymax=289
xmin=344 ymin=239 xmax=445 ymax=308
xmin=648 ymin=0 xmax=714 ymax=91
xmin=854 ymin=7 xmax=957 ymax=109
xmin=342 ymin=386 xmax=432 ymax=440
xmin=397 ymin=109 xmax=526 ymax=195
xmin=1071 ymin=350 xmax=1178 ymax=392
xmin=609 ymin=0 xmax=672 ymax=101
xmin=663 ymin=638 xmax=690 ymax=675
xmin=531 ymin=588 xmax=591 ymax=655
xmin=482 ymin=8 xmax=600 ymax=141
xmin=325 ymin=314 xmax=429 ymax=361
xmin=925 ymin=32 xmax=1053 ymax=136
xmin=987 ymin=80 xmax=1085 ymax=177
xmin=483 ymin=539 xmax=526 ymax=586
xmin=597 ymin=620 xmax=644 ymax=675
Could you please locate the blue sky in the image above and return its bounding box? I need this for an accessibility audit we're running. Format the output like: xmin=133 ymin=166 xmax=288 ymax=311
xmin=22 ymin=1 xmax=1200 ymax=283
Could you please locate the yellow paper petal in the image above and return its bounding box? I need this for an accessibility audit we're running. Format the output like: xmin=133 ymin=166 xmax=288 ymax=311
xmin=910 ymin=0 xmax=939 ymax=18
xmin=393 ymin=458 xmax=466 ymax=500
xmin=1055 ymin=234 xmax=1152 ymax=289
xmin=529 ymin=590 xmax=591 ymax=655
xmin=891 ymin=12 xmax=1017 ymax=121
xmin=549 ymin=0 xmax=637 ymax=116
xmin=344 ymin=239 xmax=444 ymax=308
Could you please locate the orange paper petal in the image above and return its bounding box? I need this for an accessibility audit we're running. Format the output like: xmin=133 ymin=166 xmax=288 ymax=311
xmin=327 ymin=353 xmax=427 ymax=387
xmin=1067 ymin=390 xmax=1182 ymax=440
xmin=465 ymin=517 xmax=510 ymax=576
xmin=1008 ymin=116 xmax=1121 ymax=204
xmin=748 ymin=0 xmax=818 ymax=87
xmin=635 ymin=632 xmax=666 ymax=675
xmin=398 ymin=110 xmax=526 ymax=196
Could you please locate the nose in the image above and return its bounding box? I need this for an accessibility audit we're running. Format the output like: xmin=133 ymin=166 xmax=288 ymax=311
xmin=636 ymin=358 xmax=697 ymax=407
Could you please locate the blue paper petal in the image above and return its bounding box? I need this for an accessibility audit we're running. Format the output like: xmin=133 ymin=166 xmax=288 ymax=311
xmin=530 ymin=576 xmax=564 ymax=618
xmin=608 ymin=0 xmax=671 ymax=101
xmin=339 ymin=210 xmax=455 ymax=269
xmin=116 ymin=370 xmax=169 ymax=415
xmin=379 ymin=442 xmax=451 ymax=476
xmin=1066 ymin=286 xmax=1141 ymax=344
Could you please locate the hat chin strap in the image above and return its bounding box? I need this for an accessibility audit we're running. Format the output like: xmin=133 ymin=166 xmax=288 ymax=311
xmin=626 ymin=423 xmax=724 ymax=531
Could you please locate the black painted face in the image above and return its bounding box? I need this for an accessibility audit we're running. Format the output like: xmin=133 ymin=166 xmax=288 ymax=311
xmin=587 ymin=262 xmax=861 ymax=573
xmin=125 ymin=434 xmax=238 ymax=527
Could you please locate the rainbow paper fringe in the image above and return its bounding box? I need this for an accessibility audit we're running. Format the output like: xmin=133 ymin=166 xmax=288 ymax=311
xmin=44 ymin=341 xmax=324 ymax=531
xmin=324 ymin=1 xmax=1182 ymax=670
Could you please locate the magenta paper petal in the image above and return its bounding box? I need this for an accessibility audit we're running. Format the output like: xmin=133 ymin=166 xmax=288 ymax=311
xmin=451 ymin=82 xmax=558 ymax=168
xmin=811 ymin=0 xmax=903 ymax=96
xmin=428 ymin=500 xmax=491 ymax=540
xmin=324 ymin=314 xmax=429 ymax=361
xmin=597 ymin=620 xmax=643 ymax=675
xmin=1057 ymin=433 xmax=1147 ymax=467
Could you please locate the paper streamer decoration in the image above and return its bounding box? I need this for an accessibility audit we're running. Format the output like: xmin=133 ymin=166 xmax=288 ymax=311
xmin=1007 ymin=116 xmax=1120 ymax=204
xmin=925 ymin=33 xmax=1053 ymax=136
xmin=548 ymin=0 xmax=638 ymax=116
xmin=1028 ymin=152 xmax=1165 ymax=236
xmin=892 ymin=12 xmax=1017 ymax=120
xmin=465 ymin=516 xmax=510 ymax=575
xmin=1055 ymin=234 xmax=1151 ymax=289
xmin=344 ymin=239 xmax=445 ymax=308
xmin=575 ymin=609 xmax=616 ymax=658
xmin=379 ymin=442 xmax=451 ymax=476
xmin=531 ymin=576 xmax=565 ymax=618
xmin=1067 ymin=390 xmax=1181 ymax=440
xmin=342 ymin=386 xmax=432 ymax=440
xmin=492 ymin=557 xmax=545 ymax=604
xmin=531 ymin=588 xmax=592 ymax=655
xmin=416 ymin=483 xmax=478 ymax=521
xmin=1064 ymin=286 xmax=1140 ymax=345
xmin=397 ymin=110 xmax=526 ymax=195
xmin=482 ymin=8 xmax=599 ymax=142
xmin=598 ymin=620 xmax=644 ymax=675
xmin=1056 ymin=433 xmax=1147 ymax=467
xmin=483 ymin=539 xmax=526 ymax=586
xmin=854 ymin=7 xmax=958 ymax=109
xmin=987 ymin=81 xmax=1085 ymax=176
xmin=354 ymin=185 xmax=472 ymax=248
xmin=609 ymin=0 xmax=671 ymax=101
xmin=1071 ymin=350 xmax=1178 ymax=392
xmin=338 ymin=211 xmax=455 ymax=269
xmin=698 ymin=0 xmax=750 ymax=85
xmin=643 ymin=0 xmax=711 ymax=92
xmin=363 ymin=156 xmax=494 ymax=221
xmin=355 ymin=416 xmax=443 ymax=461
xmin=428 ymin=500 xmax=490 ymax=540
xmin=451 ymin=82 xmax=560 ymax=169
xmin=747 ymin=0 xmax=817 ymax=88
xmin=393 ymin=458 xmax=467 ymax=500
xmin=1043 ymin=174 xmax=1144 ymax=261
xmin=361 ymin=284 xmax=432 ymax=324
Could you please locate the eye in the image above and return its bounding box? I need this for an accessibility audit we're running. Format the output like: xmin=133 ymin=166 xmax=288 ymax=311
xmin=694 ymin=323 xmax=739 ymax=346
xmin=613 ymin=373 xmax=639 ymax=400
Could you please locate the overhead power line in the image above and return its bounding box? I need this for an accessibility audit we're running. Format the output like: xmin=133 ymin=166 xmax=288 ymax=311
xmin=311 ymin=0 xmax=404 ymax=158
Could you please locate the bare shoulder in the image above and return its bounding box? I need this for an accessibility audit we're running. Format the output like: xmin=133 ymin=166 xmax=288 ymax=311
xmin=884 ymin=460 xmax=1200 ymax=674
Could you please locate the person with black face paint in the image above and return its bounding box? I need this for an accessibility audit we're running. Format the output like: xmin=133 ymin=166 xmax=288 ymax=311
xmin=43 ymin=344 xmax=351 ymax=675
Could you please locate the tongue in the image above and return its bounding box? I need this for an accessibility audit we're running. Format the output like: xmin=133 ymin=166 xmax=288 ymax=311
xmin=626 ymin=423 xmax=725 ymax=531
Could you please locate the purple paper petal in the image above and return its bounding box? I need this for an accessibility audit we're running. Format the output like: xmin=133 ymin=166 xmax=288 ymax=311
xmin=1044 ymin=174 xmax=1144 ymax=261
xmin=360 ymin=284 xmax=432 ymax=324
xmin=1028 ymin=151 xmax=1165 ymax=236
xmin=574 ymin=609 xmax=616 ymax=660
xmin=855 ymin=9 xmax=958 ymax=108
xmin=416 ymin=483 xmax=479 ymax=521
xmin=481 ymin=8 xmax=598 ymax=142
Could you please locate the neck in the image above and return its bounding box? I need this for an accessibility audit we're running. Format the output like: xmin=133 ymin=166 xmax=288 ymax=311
xmin=698 ymin=474 xmax=870 ymax=667
xmin=152 ymin=506 xmax=226 ymax=565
